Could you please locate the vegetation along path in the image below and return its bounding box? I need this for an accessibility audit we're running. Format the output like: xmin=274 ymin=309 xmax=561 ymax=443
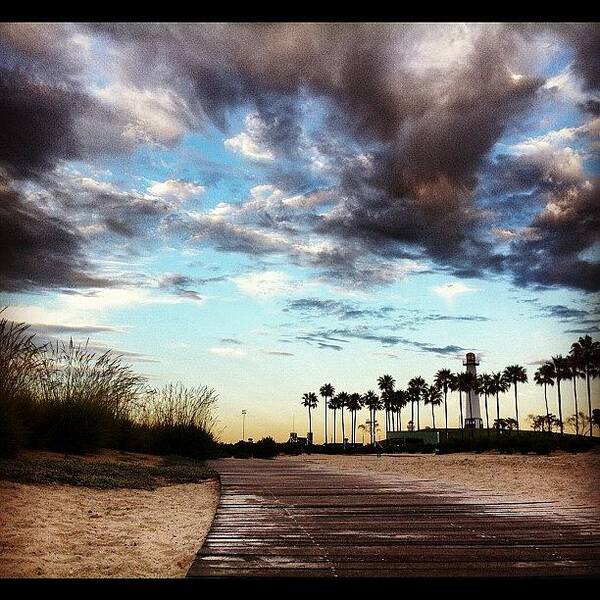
xmin=187 ymin=457 xmax=600 ymax=577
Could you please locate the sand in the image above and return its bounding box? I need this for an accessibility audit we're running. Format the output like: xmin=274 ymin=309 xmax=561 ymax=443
xmin=0 ymin=473 xmax=219 ymax=578
xmin=288 ymin=452 xmax=600 ymax=518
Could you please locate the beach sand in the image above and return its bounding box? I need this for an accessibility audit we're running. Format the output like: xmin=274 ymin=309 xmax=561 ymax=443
xmin=288 ymin=451 xmax=600 ymax=517
xmin=0 ymin=453 xmax=219 ymax=578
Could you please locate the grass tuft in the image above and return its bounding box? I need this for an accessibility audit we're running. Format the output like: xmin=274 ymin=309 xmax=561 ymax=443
xmin=0 ymin=453 xmax=216 ymax=490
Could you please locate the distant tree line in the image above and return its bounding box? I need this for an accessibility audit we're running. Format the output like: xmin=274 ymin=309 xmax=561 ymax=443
xmin=301 ymin=335 xmax=600 ymax=446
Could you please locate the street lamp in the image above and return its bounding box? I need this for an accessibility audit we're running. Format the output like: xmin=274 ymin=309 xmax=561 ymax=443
xmin=241 ymin=410 xmax=247 ymax=441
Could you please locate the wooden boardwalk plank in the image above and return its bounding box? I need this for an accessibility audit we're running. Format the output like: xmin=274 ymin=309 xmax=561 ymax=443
xmin=187 ymin=458 xmax=599 ymax=578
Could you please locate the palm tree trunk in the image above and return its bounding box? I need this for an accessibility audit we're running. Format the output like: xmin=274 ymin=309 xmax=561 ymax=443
xmin=572 ymin=377 xmax=579 ymax=435
xmin=341 ymin=406 xmax=346 ymax=447
xmin=333 ymin=409 xmax=337 ymax=444
xmin=444 ymin=390 xmax=448 ymax=439
xmin=324 ymin=397 xmax=328 ymax=445
xmin=484 ymin=393 xmax=489 ymax=430
xmin=557 ymin=380 xmax=564 ymax=435
xmin=514 ymin=383 xmax=519 ymax=430
xmin=308 ymin=407 xmax=312 ymax=438
xmin=459 ymin=391 xmax=464 ymax=439
xmin=431 ymin=404 xmax=435 ymax=429
xmin=496 ymin=391 xmax=500 ymax=435
xmin=417 ymin=401 xmax=420 ymax=431
xmin=586 ymin=368 xmax=592 ymax=438
xmin=544 ymin=383 xmax=550 ymax=432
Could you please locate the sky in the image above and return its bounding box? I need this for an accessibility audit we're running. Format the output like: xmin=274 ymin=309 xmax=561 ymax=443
xmin=0 ymin=23 xmax=598 ymax=442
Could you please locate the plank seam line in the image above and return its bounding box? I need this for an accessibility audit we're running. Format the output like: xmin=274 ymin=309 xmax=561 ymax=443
xmin=264 ymin=484 xmax=339 ymax=578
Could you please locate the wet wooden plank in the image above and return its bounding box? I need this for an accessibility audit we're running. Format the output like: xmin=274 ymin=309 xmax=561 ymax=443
xmin=187 ymin=458 xmax=600 ymax=578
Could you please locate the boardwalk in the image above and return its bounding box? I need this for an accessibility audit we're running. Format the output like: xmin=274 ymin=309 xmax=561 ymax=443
xmin=187 ymin=458 xmax=600 ymax=578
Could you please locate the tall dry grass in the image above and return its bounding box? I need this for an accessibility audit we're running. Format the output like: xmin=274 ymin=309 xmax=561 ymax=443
xmin=0 ymin=308 xmax=219 ymax=457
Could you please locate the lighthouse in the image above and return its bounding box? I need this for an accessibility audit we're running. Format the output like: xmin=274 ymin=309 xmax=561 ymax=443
xmin=463 ymin=352 xmax=483 ymax=429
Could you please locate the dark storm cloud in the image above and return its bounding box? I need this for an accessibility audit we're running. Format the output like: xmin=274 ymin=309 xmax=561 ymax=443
xmin=26 ymin=323 xmax=124 ymax=336
xmin=2 ymin=23 xmax=598 ymax=293
xmin=89 ymin=23 xmax=547 ymax=281
xmin=544 ymin=304 xmax=590 ymax=321
xmin=506 ymin=182 xmax=600 ymax=292
xmin=0 ymin=69 xmax=83 ymax=178
xmin=294 ymin=326 xmax=469 ymax=357
xmin=564 ymin=325 xmax=600 ymax=334
xmin=552 ymin=23 xmax=600 ymax=92
xmin=158 ymin=273 xmax=203 ymax=302
xmin=284 ymin=298 xmax=395 ymax=321
xmin=285 ymin=297 xmax=490 ymax=325
xmin=0 ymin=183 xmax=111 ymax=292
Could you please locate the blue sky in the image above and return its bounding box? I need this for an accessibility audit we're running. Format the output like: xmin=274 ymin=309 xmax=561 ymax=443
xmin=1 ymin=23 xmax=598 ymax=441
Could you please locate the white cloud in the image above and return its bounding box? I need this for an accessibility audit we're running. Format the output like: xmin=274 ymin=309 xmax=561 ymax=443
xmin=543 ymin=67 xmax=589 ymax=105
xmin=432 ymin=282 xmax=479 ymax=300
xmin=224 ymin=113 xmax=275 ymax=161
xmin=147 ymin=179 xmax=205 ymax=202
xmin=93 ymin=83 xmax=195 ymax=147
xmin=59 ymin=288 xmax=179 ymax=312
xmin=208 ymin=346 xmax=246 ymax=357
xmin=511 ymin=118 xmax=599 ymax=154
xmin=232 ymin=271 xmax=308 ymax=297
xmin=224 ymin=132 xmax=274 ymax=161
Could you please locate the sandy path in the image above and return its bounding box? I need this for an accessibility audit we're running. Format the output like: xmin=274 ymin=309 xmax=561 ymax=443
xmin=287 ymin=452 xmax=600 ymax=517
xmin=0 ymin=479 xmax=219 ymax=578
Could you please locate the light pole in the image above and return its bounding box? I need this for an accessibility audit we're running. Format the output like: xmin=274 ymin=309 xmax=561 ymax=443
xmin=241 ymin=410 xmax=247 ymax=441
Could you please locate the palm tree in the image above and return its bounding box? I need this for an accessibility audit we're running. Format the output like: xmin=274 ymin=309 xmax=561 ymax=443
xmin=434 ymin=369 xmax=454 ymax=437
xmin=424 ymin=384 xmax=442 ymax=429
xmin=319 ymin=383 xmax=334 ymax=445
xmin=565 ymin=356 xmax=583 ymax=435
xmin=362 ymin=390 xmax=381 ymax=444
xmin=489 ymin=371 xmax=509 ymax=431
xmin=357 ymin=422 xmax=368 ymax=445
xmin=301 ymin=392 xmax=318 ymax=443
xmin=550 ymin=355 xmax=569 ymax=435
xmin=346 ymin=392 xmax=363 ymax=445
xmin=407 ymin=376 xmax=426 ymax=430
xmin=534 ymin=363 xmax=555 ymax=432
xmin=477 ymin=373 xmax=494 ymax=430
xmin=570 ymin=335 xmax=600 ymax=439
xmin=377 ymin=374 xmax=395 ymax=436
xmin=450 ymin=373 xmax=464 ymax=430
xmin=339 ymin=392 xmax=347 ymax=446
xmin=329 ymin=394 xmax=342 ymax=444
xmin=393 ymin=389 xmax=407 ymax=432
xmin=503 ymin=365 xmax=528 ymax=431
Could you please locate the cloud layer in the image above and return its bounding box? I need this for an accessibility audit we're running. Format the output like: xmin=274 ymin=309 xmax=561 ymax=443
xmin=0 ymin=23 xmax=598 ymax=294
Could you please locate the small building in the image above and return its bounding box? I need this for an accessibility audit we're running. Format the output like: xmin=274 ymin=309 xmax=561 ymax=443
xmin=287 ymin=432 xmax=307 ymax=445
xmin=387 ymin=430 xmax=440 ymax=447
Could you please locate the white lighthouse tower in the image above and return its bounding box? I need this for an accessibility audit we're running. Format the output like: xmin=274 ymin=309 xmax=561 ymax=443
xmin=463 ymin=352 xmax=483 ymax=429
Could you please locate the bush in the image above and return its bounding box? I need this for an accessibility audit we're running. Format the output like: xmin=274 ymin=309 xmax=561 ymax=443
xmin=33 ymin=398 xmax=113 ymax=454
xmin=252 ymin=437 xmax=278 ymax=459
xmin=0 ymin=403 xmax=26 ymax=457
